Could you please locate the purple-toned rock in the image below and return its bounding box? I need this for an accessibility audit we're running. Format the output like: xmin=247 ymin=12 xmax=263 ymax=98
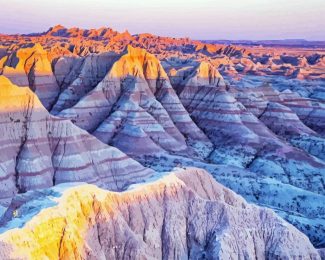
xmin=51 ymin=52 xmax=120 ymax=114
xmin=280 ymin=90 xmax=325 ymax=136
xmin=59 ymin=46 xmax=213 ymax=158
xmin=0 ymin=168 xmax=320 ymax=259
xmin=0 ymin=75 xmax=153 ymax=206
xmin=176 ymin=75 xmax=325 ymax=195
xmin=259 ymin=102 xmax=325 ymax=160
xmin=2 ymin=44 xmax=60 ymax=109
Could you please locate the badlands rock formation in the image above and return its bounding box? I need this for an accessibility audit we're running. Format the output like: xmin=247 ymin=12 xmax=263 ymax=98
xmin=1 ymin=25 xmax=324 ymax=81
xmin=1 ymin=43 xmax=60 ymax=109
xmin=259 ymin=101 xmax=325 ymax=160
xmin=176 ymin=67 xmax=324 ymax=190
xmin=0 ymin=26 xmax=324 ymax=255
xmin=280 ymin=91 xmax=325 ymax=136
xmin=166 ymin=64 xmax=325 ymax=247
xmin=232 ymin=85 xmax=325 ymax=158
xmin=0 ymin=168 xmax=321 ymax=259
xmin=51 ymin=52 xmax=120 ymax=114
xmin=57 ymin=46 xmax=212 ymax=158
xmin=0 ymin=75 xmax=153 ymax=206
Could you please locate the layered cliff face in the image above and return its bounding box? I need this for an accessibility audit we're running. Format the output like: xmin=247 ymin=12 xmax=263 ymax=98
xmin=176 ymin=68 xmax=325 ymax=193
xmin=280 ymin=91 xmax=325 ymax=136
xmin=57 ymin=46 xmax=212 ymax=158
xmin=233 ymin=84 xmax=325 ymax=137
xmin=0 ymin=168 xmax=320 ymax=259
xmin=166 ymin=64 xmax=325 ymax=247
xmin=1 ymin=43 xmax=324 ymax=248
xmin=232 ymin=86 xmax=325 ymax=160
xmin=0 ymin=75 xmax=153 ymax=206
xmin=1 ymin=44 xmax=60 ymax=109
xmin=2 ymin=25 xmax=324 ymax=81
xmin=0 ymin=28 xmax=324 ymax=254
xmin=259 ymin=101 xmax=325 ymax=160
xmin=51 ymin=52 xmax=120 ymax=114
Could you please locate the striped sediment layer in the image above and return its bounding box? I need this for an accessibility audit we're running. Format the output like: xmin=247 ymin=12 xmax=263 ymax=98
xmin=0 ymin=168 xmax=320 ymax=259
xmin=58 ymin=46 xmax=212 ymax=158
xmin=0 ymin=75 xmax=153 ymax=206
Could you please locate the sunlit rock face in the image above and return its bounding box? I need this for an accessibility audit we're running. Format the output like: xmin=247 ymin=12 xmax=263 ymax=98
xmin=1 ymin=25 xmax=324 ymax=81
xmin=0 ymin=26 xmax=324 ymax=252
xmin=0 ymin=168 xmax=321 ymax=259
xmin=183 ymin=61 xmax=226 ymax=88
xmin=57 ymin=46 xmax=212 ymax=159
xmin=0 ymin=75 xmax=153 ymax=206
xmin=1 ymin=44 xmax=60 ymax=109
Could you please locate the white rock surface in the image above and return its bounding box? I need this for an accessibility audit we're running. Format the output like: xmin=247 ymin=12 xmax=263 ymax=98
xmin=0 ymin=168 xmax=320 ymax=259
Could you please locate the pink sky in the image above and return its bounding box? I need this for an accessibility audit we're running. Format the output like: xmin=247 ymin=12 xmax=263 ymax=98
xmin=0 ymin=0 xmax=324 ymax=40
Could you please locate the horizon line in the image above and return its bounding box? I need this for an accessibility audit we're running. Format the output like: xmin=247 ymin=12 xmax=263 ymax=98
xmin=1 ymin=24 xmax=324 ymax=42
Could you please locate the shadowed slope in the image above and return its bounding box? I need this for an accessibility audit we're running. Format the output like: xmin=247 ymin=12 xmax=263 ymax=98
xmin=1 ymin=44 xmax=60 ymax=109
xmin=51 ymin=52 xmax=120 ymax=114
xmin=0 ymin=76 xmax=153 ymax=206
xmin=174 ymin=67 xmax=325 ymax=196
xmin=59 ymin=46 xmax=213 ymax=158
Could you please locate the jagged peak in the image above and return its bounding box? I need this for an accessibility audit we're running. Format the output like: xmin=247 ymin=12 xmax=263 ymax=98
xmin=0 ymin=75 xmax=14 ymax=87
xmin=108 ymin=45 xmax=168 ymax=79
xmin=196 ymin=61 xmax=219 ymax=77
xmin=43 ymin=24 xmax=68 ymax=36
xmin=265 ymin=101 xmax=292 ymax=111
xmin=125 ymin=44 xmax=147 ymax=56
xmin=48 ymin=24 xmax=66 ymax=31
xmin=3 ymin=42 xmax=51 ymax=75
xmin=13 ymin=42 xmax=46 ymax=54
xmin=184 ymin=61 xmax=226 ymax=87
xmin=43 ymin=25 xmax=121 ymax=39
xmin=0 ymin=76 xmax=43 ymax=111
xmin=6 ymin=43 xmax=47 ymax=62
xmin=122 ymin=29 xmax=131 ymax=37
